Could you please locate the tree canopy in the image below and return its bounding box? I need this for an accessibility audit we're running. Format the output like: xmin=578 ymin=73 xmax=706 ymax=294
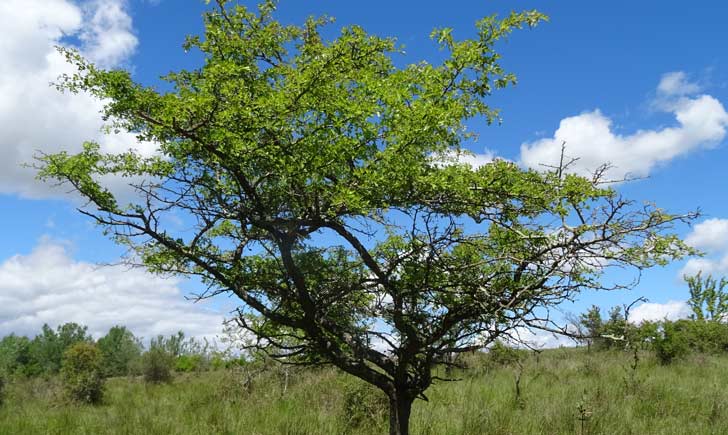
xmin=37 ymin=2 xmax=695 ymax=433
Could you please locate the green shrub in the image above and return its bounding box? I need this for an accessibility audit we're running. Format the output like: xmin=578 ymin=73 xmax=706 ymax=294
xmin=654 ymin=320 xmax=728 ymax=364
xmin=210 ymin=353 xmax=227 ymax=370
xmin=175 ymin=354 xmax=203 ymax=373
xmin=60 ymin=342 xmax=104 ymax=404
xmin=340 ymin=379 xmax=388 ymax=431
xmin=141 ymin=346 xmax=174 ymax=383
xmin=488 ymin=340 xmax=525 ymax=367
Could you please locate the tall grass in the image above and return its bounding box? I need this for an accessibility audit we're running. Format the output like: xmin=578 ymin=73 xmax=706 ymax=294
xmin=2 ymin=348 xmax=727 ymax=434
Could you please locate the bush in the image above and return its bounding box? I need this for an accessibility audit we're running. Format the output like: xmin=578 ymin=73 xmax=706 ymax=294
xmin=488 ymin=340 xmax=525 ymax=367
xmin=340 ymin=379 xmax=389 ymax=431
xmin=61 ymin=342 xmax=104 ymax=404
xmin=654 ymin=320 xmax=728 ymax=364
xmin=141 ymin=346 xmax=174 ymax=383
xmin=175 ymin=354 xmax=203 ymax=373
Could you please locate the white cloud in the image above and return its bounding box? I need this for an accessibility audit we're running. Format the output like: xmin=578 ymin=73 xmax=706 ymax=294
xmin=80 ymin=0 xmax=137 ymax=68
xmin=681 ymin=256 xmax=728 ymax=277
xmin=680 ymin=218 xmax=728 ymax=277
xmin=628 ymin=300 xmax=691 ymax=324
xmin=657 ymin=71 xmax=701 ymax=97
xmin=684 ymin=218 xmax=728 ymax=252
xmin=0 ymin=0 xmax=154 ymax=199
xmin=0 ymin=240 xmax=225 ymax=341
xmin=520 ymin=73 xmax=728 ymax=180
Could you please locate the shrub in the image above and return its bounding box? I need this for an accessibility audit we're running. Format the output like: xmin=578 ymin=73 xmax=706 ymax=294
xmin=653 ymin=320 xmax=728 ymax=364
xmin=61 ymin=342 xmax=104 ymax=404
xmin=340 ymin=380 xmax=389 ymax=431
xmin=175 ymin=354 xmax=203 ymax=373
xmin=488 ymin=340 xmax=525 ymax=367
xmin=141 ymin=346 xmax=174 ymax=383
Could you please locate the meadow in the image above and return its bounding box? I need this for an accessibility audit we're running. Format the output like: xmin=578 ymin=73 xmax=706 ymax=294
xmin=2 ymin=347 xmax=727 ymax=435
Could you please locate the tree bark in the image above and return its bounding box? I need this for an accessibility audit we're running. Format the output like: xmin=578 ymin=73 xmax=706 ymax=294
xmin=388 ymin=392 xmax=413 ymax=435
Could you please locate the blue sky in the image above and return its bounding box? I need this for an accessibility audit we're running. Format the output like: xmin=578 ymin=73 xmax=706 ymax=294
xmin=2 ymin=0 xmax=727 ymax=345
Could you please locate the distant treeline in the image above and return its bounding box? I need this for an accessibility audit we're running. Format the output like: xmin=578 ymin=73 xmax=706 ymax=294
xmin=0 ymin=324 xmax=228 ymax=381
xmin=573 ymin=272 xmax=728 ymax=364
xmin=2 ymin=272 xmax=726 ymax=383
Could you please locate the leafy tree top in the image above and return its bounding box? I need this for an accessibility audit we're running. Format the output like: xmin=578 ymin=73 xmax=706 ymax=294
xmin=685 ymin=272 xmax=728 ymax=321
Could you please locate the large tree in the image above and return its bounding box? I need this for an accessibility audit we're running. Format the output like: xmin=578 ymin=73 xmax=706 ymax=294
xmin=38 ymin=2 xmax=694 ymax=433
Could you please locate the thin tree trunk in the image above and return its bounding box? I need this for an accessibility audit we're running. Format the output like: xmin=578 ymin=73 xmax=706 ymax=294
xmin=388 ymin=392 xmax=413 ymax=435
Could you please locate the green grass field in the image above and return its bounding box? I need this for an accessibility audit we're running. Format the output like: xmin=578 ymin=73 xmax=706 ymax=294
xmin=2 ymin=348 xmax=727 ymax=435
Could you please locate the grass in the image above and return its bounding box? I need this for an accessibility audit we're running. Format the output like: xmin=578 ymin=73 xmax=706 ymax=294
xmin=2 ymin=348 xmax=728 ymax=434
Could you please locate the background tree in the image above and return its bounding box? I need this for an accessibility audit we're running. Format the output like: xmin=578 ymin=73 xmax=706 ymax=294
xmin=578 ymin=305 xmax=604 ymax=351
xmin=28 ymin=323 xmax=91 ymax=375
xmin=0 ymin=334 xmax=32 ymax=377
xmin=37 ymin=2 xmax=695 ymax=433
xmin=97 ymin=326 xmax=142 ymax=377
xmin=685 ymin=272 xmax=728 ymax=321
xmin=140 ymin=336 xmax=175 ymax=384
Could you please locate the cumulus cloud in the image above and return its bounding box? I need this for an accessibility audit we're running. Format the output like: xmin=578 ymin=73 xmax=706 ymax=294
xmin=0 ymin=240 xmax=225 ymax=340
xmin=684 ymin=218 xmax=728 ymax=253
xmin=0 ymin=0 xmax=155 ymax=199
xmin=80 ymin=0 xmax=138 ymax=68
xmin=520 ymin=73 xmax=728 ymax=180
xmin=681 ymin=218 xmax=728 ymax=277
xmin=628 ymin=300 xmax=691 ymax=324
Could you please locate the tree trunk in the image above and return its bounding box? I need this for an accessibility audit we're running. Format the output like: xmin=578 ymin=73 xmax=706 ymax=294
xmin=388 ymin=392 xmax=413 ymax=435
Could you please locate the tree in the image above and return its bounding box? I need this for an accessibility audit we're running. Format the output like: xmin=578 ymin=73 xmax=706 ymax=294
xmin=0 ymin=334 xmax=32 ymax=376
xmin=685 ymin=272 xmax=728 ymax=321
xmin=578 ymin=305 xmax=604 ymax=351
xmin=29 ymin=323 xmax=91 ymax=375
xmin=141 ymin=336 xmax=175 ymax=384
xmin=37 ymin=2 xmax=695 ymax=433
xmin=97 ymin=326 xmax=142 ymax=377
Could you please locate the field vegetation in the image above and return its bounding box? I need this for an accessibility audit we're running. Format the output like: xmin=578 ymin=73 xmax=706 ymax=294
xmin=1 ymin=345 xmax=728 ymax=435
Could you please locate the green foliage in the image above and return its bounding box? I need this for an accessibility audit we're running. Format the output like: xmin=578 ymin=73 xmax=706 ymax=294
xmin=175 ymin=354 xmax=203 ymax=373
xmin=61 ymin=342 xmax=105 ymax=404
xmin=653 ymin=321 xmax=690 ymax=364
xmin=579 ymin=305 xmax=604 ymax=349
xmin=654 ymin=320 xmax=728 ymax=364
xmin=341 ymin=379 xmax=389 ymax=431
xmin=487 ymin=340 xmax=525 ymax=367
xmin=97 ymin=326 xmax=142 ymax=377
xmin=685 ymin=272 xmax=728 ymax=321
xmin=0 ymin=334 xmax=32 ymax=377
xmin=140 ymin=345 xmax=174 ymax=384
xmin=29 ymin=323 xmax=91 ymax=376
